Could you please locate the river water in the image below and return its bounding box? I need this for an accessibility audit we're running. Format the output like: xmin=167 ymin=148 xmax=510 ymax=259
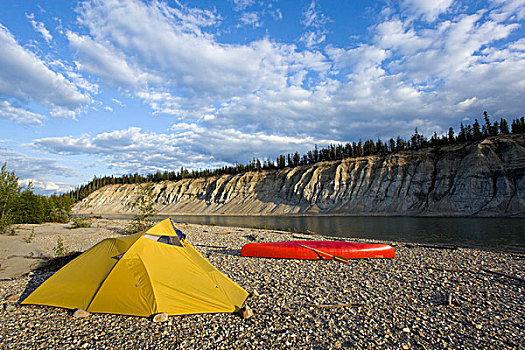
xmin=164 ymin=215 xmax=525 ymax=251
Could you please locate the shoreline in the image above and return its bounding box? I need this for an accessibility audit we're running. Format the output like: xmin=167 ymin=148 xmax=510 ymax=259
xmin=75 ymin=214 xmax=525 ymax=253
xmin=1 ymin=218 xmax=524 ymax=349
xmin=74 ymin=211 xmax=525 ymax=218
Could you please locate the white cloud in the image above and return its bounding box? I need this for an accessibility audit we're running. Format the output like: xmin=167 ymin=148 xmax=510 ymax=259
xmin=19 ymin=178 xmax=72 ymax=194
xmin=26 ymin=13 xmax=53 ymax=43
xmin=162 ymin=2 xmax=222 ymax=35
xmin=29 ymin=126 xmax=338 ymax=174
xmin=11 ymin=0 xmax=520 ymax=157
xmin=374 ymin=20 xmax=432 ymax=55
xmin=135 ymin=90 xmax=183 ymax=116
xmin=457 ymin=96 xmax=478 ymax=109
xmin=0 ymin=24 xmax=90 ymax=122
xmin=300 ymin=0 xmax=331 ymax=48
xmin=302 ymin=0 xmax=330 ymax=28
xmin=300 ymin=31 xmax=327 ymax=49
xmin=238 ymin=12 xmax=263 ymax=28
xmin=490 ymin=0 xmax=525 ymax=22
xmin=231 ymin=0 xmax=255 ymax=12
xmin=72 ymin=0 xmax=333 ymax=121
xmin=67 ymin=31 xmax=154 ymax=89
xmin=0 ymin=148 xmax=78 ymax=193
xmin=269 ymin=8 xmax=283 ymax=21
xmin=0 ymin=100 xmax=47 ymax=125
xmin=402 ymin=0 xmax=454 ymax=21
xmin=112 ymin=98 xmax=125 ymax=107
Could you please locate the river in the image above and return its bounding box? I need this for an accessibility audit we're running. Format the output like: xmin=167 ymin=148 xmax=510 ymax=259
xmin=164 ymin=215 xmax=525 ymax=251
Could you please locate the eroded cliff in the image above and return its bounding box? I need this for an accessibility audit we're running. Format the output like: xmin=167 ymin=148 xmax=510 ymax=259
xmin=73 ymin=134 xmax=525 ymax=216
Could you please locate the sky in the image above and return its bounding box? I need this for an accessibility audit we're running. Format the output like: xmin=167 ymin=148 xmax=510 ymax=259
xmin=1 ymin=0 xmax=524 ymax=194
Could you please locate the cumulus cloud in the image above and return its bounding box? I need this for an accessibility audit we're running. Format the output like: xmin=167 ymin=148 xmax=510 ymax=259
xmin=66 ymin=0 xmax=525 ymax=143
xmin=489 ymin=0 xmax=525 ymax=22
xmin=19 ymin=178 xmax=73 ymax=194
xmin=0 ymin=148 xmax=78 ymax=193
xmin=71 ymin=0 xmax=334 ymax=121
xmin=374 ymin=20 xmax=432 ymax=55
xmin=402 ymin=0 xmax=454 ymax=21
xmin=29 ymin=125 xmax=338 ymax=174
xmin=67 ymin=31 xmax=155 ymax=90
xmin=0 ymin=100 xmax=47 ymax=125
xmin=0 ymin=24 xmax=90 ymax=122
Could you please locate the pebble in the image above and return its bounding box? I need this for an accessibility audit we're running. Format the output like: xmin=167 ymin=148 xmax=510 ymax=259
xmin=72 ymin=309 xmax=90 ymax=318
xmin=0 ymin=220 xmax=523 ymax=349
xmin=153 ymin=313 xmax=168 ymax=323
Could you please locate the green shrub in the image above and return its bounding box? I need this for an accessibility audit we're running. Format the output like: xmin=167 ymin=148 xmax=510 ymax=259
xmin=53 ymin=236 xmax=67 ymax=257
xmin=24 ymin=228 xmax=35 ymax=243
xmin=71 ymin=216 xmax=92 ymax=229
xmin=48 ymin=208 xmax=71 ymax=223
xmin=126 ymin=183 xmax=158 ymax=234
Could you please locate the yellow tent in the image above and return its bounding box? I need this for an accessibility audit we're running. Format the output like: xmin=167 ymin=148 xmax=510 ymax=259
xmin=22 ymin=218 xmax=248 ymax=317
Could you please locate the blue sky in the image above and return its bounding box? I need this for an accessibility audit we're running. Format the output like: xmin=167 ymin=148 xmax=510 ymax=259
xmin=1 ymin=0 xmax=524 ymax=194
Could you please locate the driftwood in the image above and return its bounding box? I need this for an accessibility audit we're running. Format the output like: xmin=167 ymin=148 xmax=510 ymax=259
xmin=194 ymin=244 xmax=230 ymax=249
xmin=292 ymin=235 xmax=316 ymax=240
xmin=405 ymin=243 xmax=458 ymax=250
xmin=307 ymin=302 xmax=365 ymax=309
xmin=480 ymin=268 xmax=525 ymax=284
xmin=6 ymin=254 xmax=46 ymax=260
xmin=425 ymin=265 xmax=525 ymax=284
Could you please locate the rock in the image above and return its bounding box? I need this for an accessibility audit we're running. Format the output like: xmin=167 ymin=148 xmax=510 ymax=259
xmin=5 ymin=294 xmax=18 ymax=302
xmin=238 ymin=305 xmax=254 ymax=319
xmin=251 ymin=289 xmax=261 ymax=297
xmin=402 ymin=327 xmax=411 ymax=333
xmin=153 ymin=313 xmax=168 ymax=323
xmin=3 ymin=303 xmax=16 ymax=311
xmin=72 ymin=309 xmax=90 ymax=318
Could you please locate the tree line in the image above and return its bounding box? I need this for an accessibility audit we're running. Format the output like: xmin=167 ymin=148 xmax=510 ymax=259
xmin=0 ymin=163 xmax=72 ymax=234
xmin=66 ymin=113 xmax=525 ymax=202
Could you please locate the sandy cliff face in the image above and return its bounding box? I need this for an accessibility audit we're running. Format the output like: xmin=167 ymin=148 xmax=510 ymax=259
xmin=73 ymin=134 xmax=525 ymax=216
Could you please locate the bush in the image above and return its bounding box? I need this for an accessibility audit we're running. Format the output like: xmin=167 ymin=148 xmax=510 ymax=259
xmin=71 ymin=216 xmax=92 ymax=229
xmin=48 ymin=208 xmax=71 ymax=223
xmin=24 ymin=228 xmax=35 ymax=243
xmin=126 ymin=183 xmax=158 ymax=234
xmin=53 ymin=236 xmax=67 ymax=257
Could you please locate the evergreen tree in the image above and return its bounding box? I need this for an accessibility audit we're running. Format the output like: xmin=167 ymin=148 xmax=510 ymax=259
xmin=293 ymin=152 xmax=300 ymax=166
xmin=448 ymin=127 xmax=455 ymax=142
xmin=0 ymin=163 xmax=24 ymax=233
xmin=12 ymin=185 xmax=44 ymax=224
xmin=500 ymin=118 xmax=509 ymax=134
xmin=472 ymin=119 xmax=482 ymax=139
xmin=127 ymin=183 xmax=158 ymax=234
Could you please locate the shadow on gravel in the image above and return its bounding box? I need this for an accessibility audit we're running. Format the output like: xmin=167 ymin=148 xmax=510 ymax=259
xmin=18 ymin=252 xmax=82 ymax=302
xmin=107 ymin=226 xmax=129 ymax=235
xmin=210 ymin=249 xmax=242 ymax=257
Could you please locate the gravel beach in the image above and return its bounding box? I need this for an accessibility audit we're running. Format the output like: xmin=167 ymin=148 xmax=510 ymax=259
xmin=1 ymin=219 xmax=524 ymax=349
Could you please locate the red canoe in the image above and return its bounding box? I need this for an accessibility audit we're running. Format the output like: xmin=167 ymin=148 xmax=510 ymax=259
xmin=241 ymin=240 xmax=395 ymax=260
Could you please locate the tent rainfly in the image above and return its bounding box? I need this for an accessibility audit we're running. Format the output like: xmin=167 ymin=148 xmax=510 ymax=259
xmin=22 ymin=218 xmax=249 ymax=317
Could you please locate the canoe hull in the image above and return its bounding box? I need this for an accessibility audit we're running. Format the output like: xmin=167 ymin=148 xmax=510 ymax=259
xmin=241 ymin=240 xmax=395 ymax=260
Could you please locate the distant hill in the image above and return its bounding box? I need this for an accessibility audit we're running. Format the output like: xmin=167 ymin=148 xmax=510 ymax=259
xmin=73 ymin=134 xmax=525 ymax=217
